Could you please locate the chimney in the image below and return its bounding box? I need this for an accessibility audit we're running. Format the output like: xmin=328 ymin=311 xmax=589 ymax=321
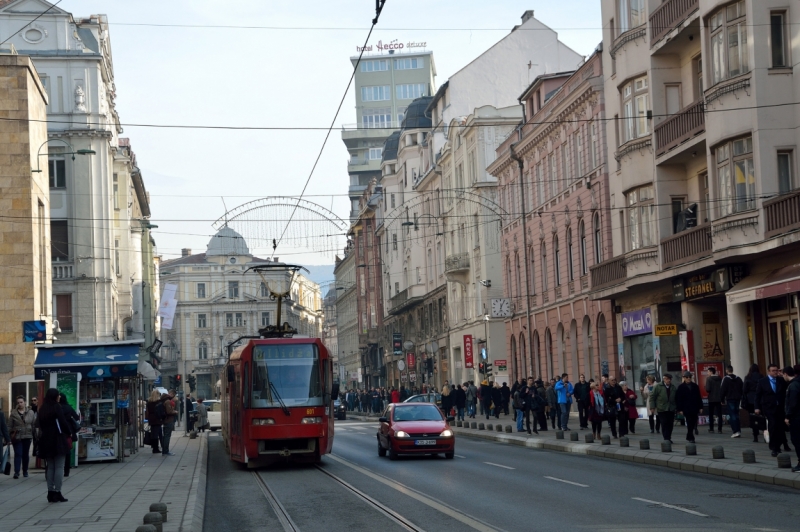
xmin=521 ymin=10 xmax=534 ymax=24
xmin=181 ymin=248 xmax=191 ymax=257
xmin=273 ymin=257 xmax=279 ymax=262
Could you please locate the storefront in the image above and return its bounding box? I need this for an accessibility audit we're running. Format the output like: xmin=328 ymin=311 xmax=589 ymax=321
xmin=620 ymin=307 xmax=655 ymax=406
xmin=33 ymin=340 xmax=144 ymax=463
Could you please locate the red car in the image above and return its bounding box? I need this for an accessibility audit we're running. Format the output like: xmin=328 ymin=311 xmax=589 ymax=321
xmin=377 ymin=403 xmax=455 ymax=459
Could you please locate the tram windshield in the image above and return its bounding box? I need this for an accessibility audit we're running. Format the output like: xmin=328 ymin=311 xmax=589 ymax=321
xmin=251 ymin=344 xmax=323 ymax=408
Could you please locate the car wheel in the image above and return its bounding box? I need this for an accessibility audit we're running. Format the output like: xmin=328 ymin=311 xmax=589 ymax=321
xmin=388 ymin=448 xmax=398 ymax=460
xmin=377 ymin=441 xmax=386 ymax=457
xmin=445 ymin=452 xmax=454 ymax=459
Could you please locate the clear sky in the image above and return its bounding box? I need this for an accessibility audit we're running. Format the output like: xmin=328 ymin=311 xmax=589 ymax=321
xmin=55 ymin=0 xmax=602 ymax=271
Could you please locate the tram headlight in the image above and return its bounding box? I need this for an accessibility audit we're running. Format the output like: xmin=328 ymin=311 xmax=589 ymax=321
xmin=439 ymin=429 xmax=453 ymax=438
xmin=253 ymin=418 xmax=276 ymax=425
xmin=394 ymin=430 xmax=410 ymax=438
xmin=301 ymin=417 xmax=322 ymax=424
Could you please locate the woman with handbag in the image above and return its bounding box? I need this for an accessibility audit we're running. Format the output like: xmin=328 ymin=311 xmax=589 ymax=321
xmin=145 ymin=389 xmax=163 ymax=453
xmin=36 ymin=388 xmax=76 ymax=502
xmin=58 ymin=395 xmax=80 ymax=478
xmin=588 ymin=382 xmax=606 ymax=439
xmin=9 ymin=395 xmax=35 ymax=478
xmin=196 ymin=398 xmax=209 ymax=432
xmin=641 ymin=375 xmax=660 ymax=434
xmin=621 ymin=382 xmax=639 ymax=434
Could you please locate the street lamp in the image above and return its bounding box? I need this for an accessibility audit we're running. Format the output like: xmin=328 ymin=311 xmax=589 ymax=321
xmin=31 ymin=139 xmax=95 ymax=173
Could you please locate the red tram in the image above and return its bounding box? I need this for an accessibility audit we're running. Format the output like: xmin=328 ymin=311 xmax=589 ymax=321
xmin=221 ymin=336 xmax=338 ymax=467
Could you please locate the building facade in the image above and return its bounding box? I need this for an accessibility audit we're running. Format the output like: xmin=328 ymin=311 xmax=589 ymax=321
xmin=159 ymin=227 xmax=322 ymax=399
xmin=592 ymin=0 xmax=800 ymax=391
xmin=334 ymin=241 xmax=359 ymax=387
xmin=490 ymin=50 xmax=616 ymax=384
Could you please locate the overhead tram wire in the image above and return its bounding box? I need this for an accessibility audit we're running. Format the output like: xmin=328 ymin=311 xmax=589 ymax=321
xmin=269 ymin=0 xmax=386 ymax=258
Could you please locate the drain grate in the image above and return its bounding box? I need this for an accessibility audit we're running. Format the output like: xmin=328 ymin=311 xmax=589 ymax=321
xmin=37 ymin=517 xmax=100 ymax=525
xmin=709 ymin=493 xmax=759 ymax=499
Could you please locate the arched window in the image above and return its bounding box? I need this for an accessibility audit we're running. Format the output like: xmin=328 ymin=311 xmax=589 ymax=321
xmin=541 ymin=243 xmax=548 ymax=292
xmin=554 ymin=236 xmax=562 ymax=286
xmin=510 ymin=335 xmax=517 ymax=381
xmin=545 ymin=328 xmax=553 ymax=379
xmin=198 ymin=341 xmax=208 ymax=360
xmin=515 ymin=252 xmax=522 ymax=300
xmin=532 ymin=330 xmax=540 ymax=379
xmin=593 ymin=212 xmax=603 ymax=264
xmin=506 ymin=257 xmax=514 ymax=298
xmin=579 ymin=220 xmax=587 ymax=276
xmin=566 ymin=228 xmax=574 ymax=282
xmin=519 ymin=333 xmax=527 ymax=379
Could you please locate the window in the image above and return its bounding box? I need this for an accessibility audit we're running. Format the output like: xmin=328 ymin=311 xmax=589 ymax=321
xmin=361 ymin=59 xmax=387 ymax=72
xmin=589 ymin=121 xmax=598 ymax=170
xmin=550 ymin=154 xmax=558 ymax=197
xmin=778 ymin=151 xmax=795 ymax=194
xmin=198 ymin=341 xmax=208 ymax=360
xmin=50 ymin=220 xmax=68 ymax=260
xmin=468 ymin=151 xmax=477 ymax=184
xmin=55 ymin=294 xmax=73 ymax=332
xmin=535 ymin=164 xmax=543 ymax=205
xmin=397 ymin=106 xmax=407 ymax=124
xmin=506 ymin=258 xmax=514 ymax=298
xmin=197 ymin=283 xmax=206 ymax=298
xmin=771 ymin=12 xmax=788 ymax=68
xmin=114 ymin=239 xmax=120 ymax=275
xmin=593 ymin=213 xmax=603 ymax=264
xmin=226 ymin=313 xmax=233 ymax=327
xmin=717 ymin=137 xmax=755 ymax=216
xmin=113 ymin=174 xmax=119 ymax=210
xmin=693 ymin=56 xmax=704 ymax=101
xmin=671 ymin=197 xmax=685 ymax=234
xmin=394 ymin=57 xmax=422 ymax=70
xmin=574 ymin=130 xmax=584 ymax=178
xmin=361 ymin=85 xmax=391 ymax=101
xmin=362 ymin=107 xmax=392 ymax=129
xmin=541 ymin=243 xmax=548 ymax=291
xmin=515 ymin=253 xmax=522 ymax=300
xmin=228 ymin=281 xmax=239 ymax=298
xmin=392 ymin=233 xmax=398 ymax=250
xmin=579 ymin=221 xmax=588 ymax=275
xmin=626 ymin=185 xmax=655 ymax=250
xmin=621 ymin=76 xmax=649 ymax=142
xmin=665 ymin=84 xmax=682 ymax=115
xmin=709 ymin=1 xmax=749 ymax=85
xmin=261 ymin=312 xmax=270 ymax=327
xmin=390 ymin=193 xmax=395 ymax=208
xmin=197 ymin=314 xmax=207 ymax=328
xmin=48 ymin=158 xmax=65 ymax=188
xmin=554 ymin=236 xmax=562 ymax=286
xmin=618 ymin=0 xmax=645 ymax=35
xmin=566 ymin=229 xmax=574 ymax=282
xmin=368 ymin=147 xmax=383 ymax=160
xmin=559 ymin=145 xmax=568 ymax=196
xmin=529 ymin=253 xmax=536 ymax=294
xmin=235 ymin=313 xmax=243 ymax=327
xmin=396 ymin=83 xmax=426 ymax=100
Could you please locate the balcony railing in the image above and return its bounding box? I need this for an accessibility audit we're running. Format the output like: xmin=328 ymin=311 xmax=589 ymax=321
xmin=390 ymin=289 xmax=408 ymax=310
xmin=53 ymin=263 xmax=73 ymax=279
xmin=660 ymin=223 xmax=712 ymax=268
xmin=650 ymin=0 xmax=699 ymax=46
xmin=590 ymin=256 xmax=627 ymax=291
xmin=444 ymin=252 xmax=470 ymax=274
xmin=764 ymin=189 xmax=800 ymax=239
xmin=654 ymin=100 xmax=705 ymax=156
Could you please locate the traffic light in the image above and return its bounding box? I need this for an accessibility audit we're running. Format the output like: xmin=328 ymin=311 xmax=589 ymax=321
xmin=478 ymin=362 xmax=485 ymax=374
xmin=176 ymin=374 xmax=182 ymax=386
xmin=485 ymin=363 xmax=493 ymax=378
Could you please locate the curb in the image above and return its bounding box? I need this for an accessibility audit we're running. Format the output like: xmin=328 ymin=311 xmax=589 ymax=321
xmin=183 ymin=431 xmax=208 ymax=532
xmin=452 ymin=426 xmax=800 ymax=490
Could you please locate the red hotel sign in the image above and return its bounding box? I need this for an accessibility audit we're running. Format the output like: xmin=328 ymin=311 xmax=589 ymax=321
xmin=407 ymin=352 xmax=416 ymax=367
xmin=464 ymin=335 xmax=474 ymax=368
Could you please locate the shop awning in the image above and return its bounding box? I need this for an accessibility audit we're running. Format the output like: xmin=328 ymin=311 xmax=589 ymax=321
xmin=726 ymin=263 xmax=800 ymax=305
xmin=34 ymin=340 xmax=144 ymax=379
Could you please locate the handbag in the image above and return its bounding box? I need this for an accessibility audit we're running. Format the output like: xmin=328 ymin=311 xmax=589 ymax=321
xmin=2 ymin=447 xmax=10 ymax=475
xmin=143 ymin=430 xmax=153 ymax=446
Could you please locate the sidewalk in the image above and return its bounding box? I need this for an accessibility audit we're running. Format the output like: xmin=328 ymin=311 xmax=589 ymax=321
xmin=348 ymin=410 xmax=800 ymax=490
xmin=0 ymin=431 xmax=208 ymax=532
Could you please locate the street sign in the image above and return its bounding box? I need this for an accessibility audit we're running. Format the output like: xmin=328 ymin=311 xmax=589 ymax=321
xmin=654 ymin=324 xmax=678 ymax=336
xmin=409 ymin=372 xmax=416 ymax=382
xmin=495 ymin=360 xmax=507 ymax=371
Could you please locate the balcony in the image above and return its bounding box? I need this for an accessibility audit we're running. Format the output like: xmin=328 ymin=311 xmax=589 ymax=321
xmin=764 ymin=189 xmax=800 ymax=239
xmin=359 ymin=328 xmax=379 ymax=348
xmin=444 ymin=252 xmax=470 ymax=286
xmin=660 ymin=223 xmax=712 ymax=269
xmin=654 ymin=100 xmax=705 ymax=157
xmin=650 ymin=0 xmax=699 ymax=46
xmin=52 ymin=263 xmax=73 ymax=279
xmin=590 ymin=256 xmax=627 ymax=291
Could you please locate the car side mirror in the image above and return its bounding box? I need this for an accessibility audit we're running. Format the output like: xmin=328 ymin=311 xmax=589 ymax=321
xmin=378 ymin=417 xmax=388 ymax=423
xmin=446 ymin=416 xmax=455 ymax=422
xmin=331 ymin=383 xmax=340 ymax=399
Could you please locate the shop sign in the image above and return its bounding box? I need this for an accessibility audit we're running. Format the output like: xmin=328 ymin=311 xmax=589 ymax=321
xmin=683 ymin=273 xmax=717 ymax=300
xmin=23 ymin=320 xmax=46 ymax=342
xmin=495 ymin=360 xmax=507 ymax=371
xmin=356 ymin=39 xmax=428 ymax=53
xmin=672 ymin=278 xmax=686 ymax=302
xmin=622 ymin=308 xmax=652 ymax=337
xmin=392 ymin=333 xmax=402 ymax=355
xmin=679 ymin=330 xmax=695 ymax=373
xmin=406 ymin=352 xmax=416 ymax=367
xmin=655 ymin=324 xmax=678 ymax=336
xmin=714 ymin=265 xmax=747 ymax=292
xmin=464 ymin=335 xmax=474 ymax=368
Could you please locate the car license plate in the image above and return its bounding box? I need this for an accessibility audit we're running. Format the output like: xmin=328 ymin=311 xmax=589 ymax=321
xmin=415 ymin=439 xmax=435 ymax=445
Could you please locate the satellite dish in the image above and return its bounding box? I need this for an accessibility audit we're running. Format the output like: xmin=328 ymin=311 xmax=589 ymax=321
xmin=403 ymin=341 xmax=415 ymax=351
xmin=397 ymin=360 xmax=406 ymax=371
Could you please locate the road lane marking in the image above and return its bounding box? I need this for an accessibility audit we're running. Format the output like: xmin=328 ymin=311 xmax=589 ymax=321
xmin=632 ymin=497 xmax=709 ymax=517
xmin=454 ymin=454 xmax=466 ymax=458
xmin=544 ymin=476 xmax=588 ymax=488
xmin=484 ymin=462 xmax=515 ymax=470
xmin=328 ymin=454 xmax=505 ymax=532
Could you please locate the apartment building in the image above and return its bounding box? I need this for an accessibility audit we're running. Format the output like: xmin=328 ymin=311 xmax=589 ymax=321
xmin=334 ymin=242 xmax=359 ymax=387
xmin=593 ymin=0 xmax=800 ymax=387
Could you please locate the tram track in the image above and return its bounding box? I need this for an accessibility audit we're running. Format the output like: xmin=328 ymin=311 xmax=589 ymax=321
xmin=252 ymin=466 xmax=426 ymax=532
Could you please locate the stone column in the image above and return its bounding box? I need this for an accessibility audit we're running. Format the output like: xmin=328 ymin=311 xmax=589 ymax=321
xmin=726 ymin=301 xmax=750 ymax=374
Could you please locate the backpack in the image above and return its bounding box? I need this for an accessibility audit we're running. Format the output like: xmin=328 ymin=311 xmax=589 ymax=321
xmin=155 ymin=401 xmax=167 ymax=422
xmin=512 ymin=391 xmax=523 ymax=410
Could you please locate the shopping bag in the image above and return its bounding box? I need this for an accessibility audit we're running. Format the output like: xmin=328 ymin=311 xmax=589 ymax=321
xmin=764 ymin=429 xmax=770 ymax=444
xmin=1 ymin=446 xmax=9 ymax=475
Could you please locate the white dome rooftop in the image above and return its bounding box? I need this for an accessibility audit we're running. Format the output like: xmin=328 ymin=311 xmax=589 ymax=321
xmin=206 ymin=226 xmax=250 ymax=256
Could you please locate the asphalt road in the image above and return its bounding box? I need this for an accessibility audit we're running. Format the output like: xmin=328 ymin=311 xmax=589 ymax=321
xmin=204 ymin=420 xmax=800 ymax=531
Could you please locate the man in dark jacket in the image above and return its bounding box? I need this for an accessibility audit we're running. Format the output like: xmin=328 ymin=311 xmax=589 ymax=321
xmin=500 ymin=382 xmax=511 ymax=416
xmin=535 ymin=380 xmax=548 ymax=431
xmin=454 ymin=384 xmax=467 ymax=421
xmin=185 ymin=393 xmax=195 ymax=434
xmin=604 ymin=376 xmax=626 ymax=438
xmin=720 ymin=365 xmax=744 ymax=437
xmin=573 ymin=374 xmax=591 ymax=430
xmin=524 ymin=377 xmax=543 ymax=435
xmin=705 ymin=366 xmax=723 ymax=433
xmin=676 ymin=372 xmax=703 ymax=443
xmin=783 ymin=365 xmax=800 ymax=472
xmin=480 ymin=380 xmax=493 ymax=420
xmin=755 ymin=364 xmax=791 ymax=456
xmin=510 ymin=378 xmax=523 ymax=420
xmin=0 ymin=410 xmax=10 ymax=447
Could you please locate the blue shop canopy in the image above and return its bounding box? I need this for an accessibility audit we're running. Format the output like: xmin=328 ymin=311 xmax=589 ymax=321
xmin=34 ymin=340 xmax=143 ymax=380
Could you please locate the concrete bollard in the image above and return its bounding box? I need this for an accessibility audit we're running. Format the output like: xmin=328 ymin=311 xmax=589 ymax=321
xmin=555 ymin=430 xmax=564 ymax=440
xmin=777 ymin=453 xmax=792 ymax=468
xmin=470 ymin=422 xmax=477 ymax=429
xmin=619 ymin=436 xmax=629 ymax=447
xmin=505 ymin=425 xmax=513 ymax=433
xmin=478 ymin=423 xmax=485 ymax=430
xmin=496 ymin=424 xmax=503 ymax=433
xmin=149 ymin=502 xmax=168 ymax=523
xmin=584 ymin=433 xmax=594 ymax=443
xmin=639 ymin=439 xmax=650 ymax=450
xmin=601 ymin=435 xmax=611 ymax=445
xmin=742 ymin=449 xmax=756 ymax=464
xmin=712 ymin=445 xmax=725 ymax=459
xmin=456 ymin=420 xmax=462 ymax=427
xmin=487 ymin=423 xmax=494 ymax=431
xmin=685 ymin=443 xmax=697 ymax=456
xmin=661 ymin=441 xmax=672 ymax=452
xmin=189 ymin=430 xmax=197 ymax=440
xmin=143 ymin=512 xmax=163 ymax=532
xmin=570 ymin=432 xmax=579 ymax=441
xmin=136 ymin=526 xmax=157 ymax=532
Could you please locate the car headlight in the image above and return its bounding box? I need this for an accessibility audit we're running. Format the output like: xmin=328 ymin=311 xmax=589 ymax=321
xmin=252 ymin=418 xmax=275 ymax=425
xmin=439 ymin=429 xmax=453 ymax=437
xmin=394 ymin=430 xmax=409 ymax=438
xmin=301 ymin=417 xmax=322 ymax=424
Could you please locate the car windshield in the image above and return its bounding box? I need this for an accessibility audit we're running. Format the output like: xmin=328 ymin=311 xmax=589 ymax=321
xmin=393 ymin=404 xmax=442 ymax=422
xmin=251 ymin=344 xmax=323 ymax=408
